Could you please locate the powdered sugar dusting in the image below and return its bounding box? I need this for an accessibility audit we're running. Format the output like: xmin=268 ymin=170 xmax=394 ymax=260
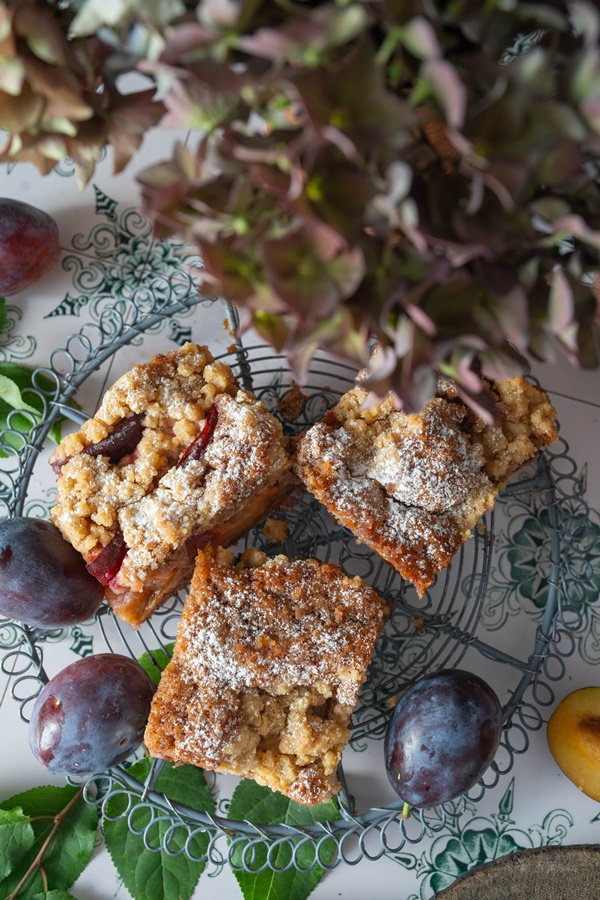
xmin=367 ymin=399 xmax=490 ymax=512
xmin=144 ymin=549 xmax=389 ymax=805
xmin=293 ymin=377 xmax=557 ymax=595
xmin=300 ymin=423 xmax=463 ymax=578
xmin=117 ymin=391 xmax=290 ymax=580
xmin=51 ymin=344 xmax=294 ymax=625
xmin=182 ymin=554 xmax=387 ymax=703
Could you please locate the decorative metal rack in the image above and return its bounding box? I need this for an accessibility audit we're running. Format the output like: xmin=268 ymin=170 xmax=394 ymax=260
xmin=0 ymin=275 xmax=592 ymax=872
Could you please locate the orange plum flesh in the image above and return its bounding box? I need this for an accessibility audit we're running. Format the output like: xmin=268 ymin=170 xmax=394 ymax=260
xmin=547 ymin=687 xmax=600 ymax=801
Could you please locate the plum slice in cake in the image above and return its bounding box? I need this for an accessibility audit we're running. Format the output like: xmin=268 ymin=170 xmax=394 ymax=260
xmin=144 ymin=546 xmax=390 ymax=805
xmin=293 ymin=376 xmax=558 ymax=598
xmin=50 ymin=343 xmax=295 ymax=627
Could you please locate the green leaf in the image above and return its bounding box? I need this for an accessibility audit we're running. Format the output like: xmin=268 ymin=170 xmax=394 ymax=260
xmin=228 ymin=781 xmax=339 ymax=900
xmin=0 ymin=374 xmax=40 ymax=415
xmin=0 ymin=361 xmax=57 ymax=403
xmin=137 ymin=642 xmax=174 ymax=685
xmin=33 ymin=892 xmax=79 ymax=900
xmin=0 ymin=785 xmax=99 ymax=899
xmin=102 ymin=757 xmax=214 ymax=900
xmin=0 ymin=362 xmax=77 ymax=456
xmin=0 ymin=806 xmax=36 ymax=880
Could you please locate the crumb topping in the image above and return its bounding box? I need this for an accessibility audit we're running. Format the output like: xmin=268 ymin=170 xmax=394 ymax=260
xmin=116 ymin=391 xmax=290 ymax=584
xmin=50 ymin=344 xmax=239 ymax=554
xmin=262 ymin=517 xmax=289 ymax=543
xmin=144 ymin=546 xmax=389 ymax=805
xmin=297 ymin=423 xmax=468 ymax=587
xmin=277 ymin=381 xmax=305 ymax=421
xmin=294 ymin=376 xmax=558 ymax=595
xmin=182 ymin=547 xmax=388 ymax=704
xmin=50 ymin=343 xmax=294 ymax=626
xmin=366 ymin=398 xmax=489 ymax=512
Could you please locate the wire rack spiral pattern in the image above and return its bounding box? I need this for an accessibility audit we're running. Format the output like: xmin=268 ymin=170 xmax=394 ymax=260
xmin=0 ymin=278 xmax=593 ymax=871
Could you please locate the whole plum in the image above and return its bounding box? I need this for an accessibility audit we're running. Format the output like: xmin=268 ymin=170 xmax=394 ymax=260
xmin=385 ymin=669 xmax=503 ymax=808
xmin=0 ymin=517 xmax=104 ymax=628
xmin=0 ymin=198 xmax=61 ymax=295
xmin=29 ymin=654 xmax=156 ymax=775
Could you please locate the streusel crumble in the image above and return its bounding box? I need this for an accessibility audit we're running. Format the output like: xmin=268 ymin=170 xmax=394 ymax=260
xmin=50 ymin=344 xmax=295 ymax=627
xmin=294 ymin=376 xmax=558 ymax=597
xmin=144 ymin=546 xmax=390 ymax=805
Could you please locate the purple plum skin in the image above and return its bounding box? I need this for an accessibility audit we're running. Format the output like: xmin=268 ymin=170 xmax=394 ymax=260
xmin=384 ymin=669 xmax=503 ymax=808
xmin=0 ymin=198 xmax=61 ymax=295
xmin=29 ymin=654 xmax=156 ymax=775
xmin=0 ymin=517 xmax=104 ymax=629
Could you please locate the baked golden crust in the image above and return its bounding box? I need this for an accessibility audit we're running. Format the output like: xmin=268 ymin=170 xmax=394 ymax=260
xmin=144 ymin=546 xmax=390 ymax=805
xmin=50 ymin=344 xmax=294 ymax=627
xmin=294 ymin=376 xmax=558 ymax=597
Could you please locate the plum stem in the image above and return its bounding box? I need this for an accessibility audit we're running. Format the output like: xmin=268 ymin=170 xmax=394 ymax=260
xmin=7 ymin=786 xmax=84 ymax=900
xmin=402 ymin=801 xmax=411 ymax=819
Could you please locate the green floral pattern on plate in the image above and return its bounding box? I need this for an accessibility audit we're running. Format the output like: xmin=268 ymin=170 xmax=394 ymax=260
xmin=481 ymin=463 xmax=600 ymax=663
xmin=47 ymin=186 xmax=201 ymax=342
xmin=0 ymin=304 xmax=36 ymax=363
xmin=393 ymin=780 xmax=574 ymax=899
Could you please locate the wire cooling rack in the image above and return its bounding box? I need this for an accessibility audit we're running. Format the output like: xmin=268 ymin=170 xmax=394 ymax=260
xmin=0 ymin=274 xmax=593 ymax=872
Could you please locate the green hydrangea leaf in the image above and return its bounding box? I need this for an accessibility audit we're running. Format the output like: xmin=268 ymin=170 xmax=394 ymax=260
xmin=137 ymin=642 xmax=175 ymax=684
xmin=0 ymin=806 xmax=36 ymax=881
xmin=102 ymin=757 xmax=214 ymax=900
xmin=228 ymin=781 xmax=339 ymax=900
xmin=0 ymin=785 xmax=99 ymax=899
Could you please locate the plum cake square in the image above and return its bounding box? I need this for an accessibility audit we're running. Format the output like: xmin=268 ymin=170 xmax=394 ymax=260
xmin=144 ymin=546 xmax=390 ymax=805
xmin=50 ymin=343 xmax=295 ymax=628
xmin=294 ymin=376 xmax=558 ymax=597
